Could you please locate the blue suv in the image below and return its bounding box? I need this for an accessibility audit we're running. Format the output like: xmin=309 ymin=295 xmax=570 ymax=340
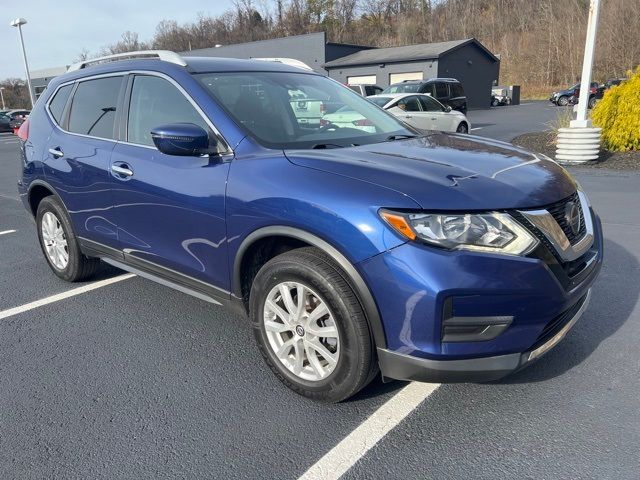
xmin=17 ymin=51 xmax=602 ymax=402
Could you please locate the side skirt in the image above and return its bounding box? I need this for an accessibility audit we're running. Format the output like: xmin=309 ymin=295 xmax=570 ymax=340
xmin=78 ymin=237 xmax=246 ymax=316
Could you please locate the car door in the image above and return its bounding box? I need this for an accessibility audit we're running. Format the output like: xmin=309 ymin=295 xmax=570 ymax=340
xmin=43 ymin=76 xmax=124 ymax=249
xmin=418 ymin=95 xmax=454 ymax=132
xmin=389 ymin=95 xmax=434 ymax=130
xmin=109 ymin=73 xmax=231 ymax=291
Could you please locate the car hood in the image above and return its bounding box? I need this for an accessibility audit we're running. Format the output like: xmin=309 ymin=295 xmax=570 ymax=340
xmin=284 ymin=133 xmax=577 ymax=210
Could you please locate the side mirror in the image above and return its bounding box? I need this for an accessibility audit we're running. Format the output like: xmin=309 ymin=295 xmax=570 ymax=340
xmin=150 ymin=123 xmax=216 ymax=156
xmin=445 ymin=106 xmax=452 ymax=112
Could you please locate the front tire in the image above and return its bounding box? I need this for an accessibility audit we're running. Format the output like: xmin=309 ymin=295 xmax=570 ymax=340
xmin=456 ymin=122 xmax=469 ymax=134
xmin=250 ymin=247 xmax=377 ymax=403
xmin=36 ymin=196 xmax=100 ymax=282
xmin=557 ymin=95 xmax=569 ymax=106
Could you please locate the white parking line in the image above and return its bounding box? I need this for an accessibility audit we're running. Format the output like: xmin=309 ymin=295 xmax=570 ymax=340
xmin=299 ymin=381 xmax=441 ymax=480
xmin=470 ymin=127 xmax=483 ymax=131
xmin=0 ymin=229 xmax=17 ymax=236
xmin=0 ymin=273 xmax=135 ymax=321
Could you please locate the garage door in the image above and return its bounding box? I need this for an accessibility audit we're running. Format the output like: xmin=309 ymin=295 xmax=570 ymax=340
xmin=347 ymin=75 xmax=377 ymax=85
xmin=389 ymin=72 xmax=423 ymax=84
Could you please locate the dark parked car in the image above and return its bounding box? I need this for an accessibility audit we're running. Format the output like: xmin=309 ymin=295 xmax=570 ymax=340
xmin=549 ymin=82 xmax=598 ymax=107
xmin=381 ymin=78 xmax=467 ymax=113
xmin=347 ymin=84 xmax=383 ymax=96
xmin=0 ymin=113 xmax=12 ymax=132
xmin=2 ymin=109 xmax=30 ymax=131
xmin=592 ymin=78 xmax=627 ymax=106
xmin=17 ymin=51 xmax=602 ymax=402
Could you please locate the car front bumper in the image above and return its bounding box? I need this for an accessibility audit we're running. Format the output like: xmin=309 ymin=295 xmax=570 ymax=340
xmin=357 ymin=207 xmax=603 ymax=383
xmin=377 ymin=289 xmax=591 ymax=382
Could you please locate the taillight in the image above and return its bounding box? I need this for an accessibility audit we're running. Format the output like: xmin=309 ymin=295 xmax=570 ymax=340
xmin=352 ymin=119 xmax=373 ymax=127
xmin=590 ymin=87 xmax=597 ymax=93
xmin=320 ymin=103 xmax=326 ymax=114
xmin=17 ymin=118 xmax=29 ymax=141
xmin=320 ymin=118 xmax=329 ymax=127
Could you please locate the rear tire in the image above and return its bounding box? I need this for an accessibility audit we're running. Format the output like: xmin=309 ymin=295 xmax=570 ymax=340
xmin=250 ymin=247 xmax=377 ymax=403
xmin=36 ymin=196 xmax=100 ymax=282
xmin=588 ymin=96 xmax=597 ymax=109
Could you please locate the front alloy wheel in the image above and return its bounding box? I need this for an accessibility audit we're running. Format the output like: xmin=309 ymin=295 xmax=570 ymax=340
xmin=250 ymin=247 xmax=377 ymax=402
xmin=263 ymin=282 xmax=340 ymax=381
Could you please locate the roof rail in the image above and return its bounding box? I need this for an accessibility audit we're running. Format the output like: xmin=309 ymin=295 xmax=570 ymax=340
xmin=67 ymin=50 xmax=187 ymax=72
xmin=252 ymin=57 xmax=314 ymax=71
xmin=426 ymin=77 xmax=459 ymax=82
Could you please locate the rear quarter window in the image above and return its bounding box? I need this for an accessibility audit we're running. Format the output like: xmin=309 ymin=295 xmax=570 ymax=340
xmin=450 ymin=83 xmax=465 ymax=98
xmin=48 ymin=84 xmax=73 ymax=125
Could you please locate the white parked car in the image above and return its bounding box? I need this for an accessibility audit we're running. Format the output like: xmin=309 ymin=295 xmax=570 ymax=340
xmin=368 ymin=93 xmax=471 ymax=133
xmin=320 ymin=105 xmax=376 ymax=133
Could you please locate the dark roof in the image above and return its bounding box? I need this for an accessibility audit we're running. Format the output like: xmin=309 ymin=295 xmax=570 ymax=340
xmin=324 ymin=38 xmax=498 ymax=68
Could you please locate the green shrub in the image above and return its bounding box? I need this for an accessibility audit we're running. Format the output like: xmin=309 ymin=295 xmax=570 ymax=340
xmin=591 ymin=66 xmax=640 ymax=151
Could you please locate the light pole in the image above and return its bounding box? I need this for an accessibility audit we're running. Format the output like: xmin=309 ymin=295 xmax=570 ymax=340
xmin=0 ymin=88 xmax=5 ymax=110
xmin=10 ymin=18 xmax=35 ymax=108
xmin=555 ymin=0 xmax=602 ymax=164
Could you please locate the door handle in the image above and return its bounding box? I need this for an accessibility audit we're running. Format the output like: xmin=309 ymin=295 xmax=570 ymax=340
xmin=404 ymin=115 xmax=413 ymax=119
xmin=111 ymin=164 xmax=134 ymax=177
xmin=431 ymin=117 xmax=437 ymax=121
xmin=48 ymin=147 xmax=64 ymax=158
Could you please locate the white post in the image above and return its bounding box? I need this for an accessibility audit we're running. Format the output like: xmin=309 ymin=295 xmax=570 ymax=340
xmin=571 ymin=0 xmax=601 ymax=128
xmin=556 ymin=0 xmax=602 ymax=164
xmin=0 ymin=88 xmax=5 ymax=110
xmin=16 ymin=24 xmax=36 ymax=108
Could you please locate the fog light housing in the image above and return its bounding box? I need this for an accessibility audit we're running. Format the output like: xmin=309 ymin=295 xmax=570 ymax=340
xmin=442 ymin=298 xmax=513 ymax=342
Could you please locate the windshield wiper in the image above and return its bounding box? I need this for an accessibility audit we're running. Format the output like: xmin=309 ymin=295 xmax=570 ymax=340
xmin=385 ymin=134 xmax=418 ymax=141
xmin=311 ymin=143 xmax=345 ymax=149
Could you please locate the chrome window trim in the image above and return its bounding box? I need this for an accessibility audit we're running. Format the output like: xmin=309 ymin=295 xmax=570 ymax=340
xmin=519 ymin=190 xmax=594 ymax=262
xmin=44 ymin=70 xmax=233 ymax=155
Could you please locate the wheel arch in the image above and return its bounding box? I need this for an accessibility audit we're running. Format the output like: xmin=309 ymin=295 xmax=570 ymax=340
xmin=27 ymin=180 xmax=66 ymax=217
xmin=233 ymin=226 xmax=387 ymax=349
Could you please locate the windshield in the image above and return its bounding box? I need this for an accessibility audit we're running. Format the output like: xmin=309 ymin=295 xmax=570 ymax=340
xmin=196 ymin=72 xmax=413 ymax=149
xmin=369 ymin=96 xmax=393 ymax=108
xmin=381 ymin=83 xmax=420 ymax=94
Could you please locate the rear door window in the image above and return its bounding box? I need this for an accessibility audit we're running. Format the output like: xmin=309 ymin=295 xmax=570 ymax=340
xmin=48 ymin=84 xmax=73 ymax=125
xmin=396 ymin=96 xmax=422 ymax=112
xmin=434 ymin=82 xmax=449 ymax=99
xmin=450 ymin=83 xmax=465 ymax=98
xmin=68 ymin=76 xmax=122 ymax=139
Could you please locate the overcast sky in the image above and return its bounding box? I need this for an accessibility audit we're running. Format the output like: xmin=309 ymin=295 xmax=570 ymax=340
xmin=1 ymin=0 xmax=235 ymax=79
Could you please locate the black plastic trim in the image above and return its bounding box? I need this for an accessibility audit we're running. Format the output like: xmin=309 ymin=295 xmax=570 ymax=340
xmin=233 ymin=226 xmax=387 ymax=349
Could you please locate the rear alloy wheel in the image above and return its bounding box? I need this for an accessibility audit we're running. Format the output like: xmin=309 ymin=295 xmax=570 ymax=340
xmin=588 ymin=96 xmax=597 ymax=109
xmin=36 ymin=196 xmax=100 ymax=282
xmin=456 ymin=122 xmax=469 ymax=134
xmin=557 ymin=95 xmax=569 ymax=106
xmin=250 ymin=247 xmax=377 ymax=402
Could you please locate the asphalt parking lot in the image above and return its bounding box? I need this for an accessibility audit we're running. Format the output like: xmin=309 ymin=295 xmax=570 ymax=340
xmin=1 ymin=113 xmax=639 ymax=478
xmin=466 ymin=100 xmax=562 ymax=141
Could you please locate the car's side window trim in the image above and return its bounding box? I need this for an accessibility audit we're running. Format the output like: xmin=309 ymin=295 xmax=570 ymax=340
xmin=43 ymin=70 xmax=232 ymax=155
xmin=121 ymin=71 xmax=232 ymax=155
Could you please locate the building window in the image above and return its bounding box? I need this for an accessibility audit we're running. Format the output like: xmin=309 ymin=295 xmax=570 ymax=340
xmin=389 ymin=72 xmax=423 ymax=84
xmin=347 ymin=75 xmax=377 ymax=85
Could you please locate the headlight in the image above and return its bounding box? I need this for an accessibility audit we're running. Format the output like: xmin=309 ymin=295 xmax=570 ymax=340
xmin=380 ymin=210 xmax=538 ymax=255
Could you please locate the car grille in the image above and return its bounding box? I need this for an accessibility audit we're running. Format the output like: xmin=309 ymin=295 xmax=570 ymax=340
xmin=530 ymin=293 xmax=588 ymax=350
xmin=544 ymin=192 xmax=587 ymax=244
